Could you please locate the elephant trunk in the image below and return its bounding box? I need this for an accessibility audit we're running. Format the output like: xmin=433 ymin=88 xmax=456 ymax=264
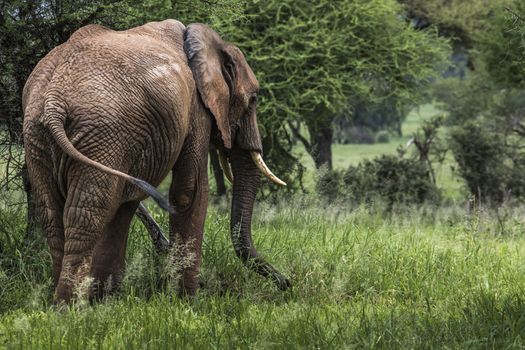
xmin=229 ymin=148 xmax=291 ymax=290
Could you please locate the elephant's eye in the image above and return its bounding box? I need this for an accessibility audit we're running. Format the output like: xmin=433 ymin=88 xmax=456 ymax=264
xmin=249 ymin=94 xmax=258 ymax=105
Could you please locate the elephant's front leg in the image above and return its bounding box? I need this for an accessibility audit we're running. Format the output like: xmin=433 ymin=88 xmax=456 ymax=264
xmin=169 ymin=137 xmax=210 ymax=296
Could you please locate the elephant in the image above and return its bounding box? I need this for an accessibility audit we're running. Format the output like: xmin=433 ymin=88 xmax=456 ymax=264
xmin=23 ymin=19 xmax=290 ymax=303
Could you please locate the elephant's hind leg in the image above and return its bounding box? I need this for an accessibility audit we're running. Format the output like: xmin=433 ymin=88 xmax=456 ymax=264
xmin=25 ymin=140 xmax=65 ymax=288
xmin=56 ymin=166 xmax=122 ymax=303
xmin=90 ymin=201 xmax=139 ymax=299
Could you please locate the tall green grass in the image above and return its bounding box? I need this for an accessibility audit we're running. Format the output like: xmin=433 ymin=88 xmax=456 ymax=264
xmin=1 ymin=197 xmax=525 ymax=348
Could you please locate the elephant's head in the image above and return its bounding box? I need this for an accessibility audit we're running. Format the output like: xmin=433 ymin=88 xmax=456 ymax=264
xmin=184 ymin=24 xmax=290 ymax=290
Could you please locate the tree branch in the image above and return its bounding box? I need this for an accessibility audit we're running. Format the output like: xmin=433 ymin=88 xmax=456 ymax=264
xmin=287 ymin=121 xmax=311 ymax=153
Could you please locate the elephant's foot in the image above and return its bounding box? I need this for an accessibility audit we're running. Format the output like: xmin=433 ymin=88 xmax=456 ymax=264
xmin=54 ymin=255 xmax=93 ymax=304
xmin=178 ymin=269 xmax=201 ymax=297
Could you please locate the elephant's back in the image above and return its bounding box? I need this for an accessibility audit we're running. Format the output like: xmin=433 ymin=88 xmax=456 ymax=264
xmin=24 ymin=20 xmax=188 ymax=111
xmin=35 ymin=22 xmax=193 ymax=190
xmin=40 ymin=20 xmax=194 ymax=127
xmin=25 ymin=21 xmax=194 ymax=182
xmin=76 ymin=19 xmax=188 ymax=76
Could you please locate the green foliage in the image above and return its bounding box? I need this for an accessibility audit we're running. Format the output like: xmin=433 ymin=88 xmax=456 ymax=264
xmin=476 ymin=2 xmax=525 ymax=88
xmin=437 ymin=80 xmax=525 ymax=203
xmin=317 ymin=154 xmax=440 ymax=206
xmin=221 ymin=0 xmax=448 ymax=119
xmin=436 ymin=76 xmax=525 ymax=203
xmin=399 ymin=0 xmax=510 ymax=45
xmin=427 ymin=0 xmax=525 ymax=203
xmin=172 ymin=0 xmax=245 ymax=25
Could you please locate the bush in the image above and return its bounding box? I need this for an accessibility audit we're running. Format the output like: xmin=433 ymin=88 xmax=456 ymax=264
xmin=346 ymin=155 xmax=441 ymax=205
xmin=316 ymin=154 xmax=441 ymax=206
xmin=315 ymin=169 xmax=345 ymax=201
xmin=449 ymin=121 xmax=525 ymax=203
xmin=347 ymin=127 xmax=375 ymax=144
xmin=375 ymin=131 xmax=390 ymax=143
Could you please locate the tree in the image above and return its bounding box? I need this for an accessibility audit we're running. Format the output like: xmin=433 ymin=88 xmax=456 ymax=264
xmin=431 ymin=1 xmax=525 ymax=203
xmin=217 ymin=0 xmax=449 ymax=170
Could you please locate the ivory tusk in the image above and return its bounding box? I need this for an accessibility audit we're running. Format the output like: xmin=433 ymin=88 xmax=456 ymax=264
xmin=250 ymin=151 xmax=287 ymax=186
xmin=217 ymin=149 xmax=234 ymax=184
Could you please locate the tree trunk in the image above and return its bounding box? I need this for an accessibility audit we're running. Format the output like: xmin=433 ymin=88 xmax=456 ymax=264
xmin=307 ymin=121 xmax=333 ymax=170
xmin=209 ymin=145 xmax=226 ymax=197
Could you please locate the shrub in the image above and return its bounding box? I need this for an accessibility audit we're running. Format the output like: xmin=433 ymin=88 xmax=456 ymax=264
xmin=345 ymin=155 xmax=440 ymax=205
xmin=316 ymin=154 xmax=441 ymax=206
xmin=375 ymin=131 xmax=390 ymax=143
xmin=449 ymin=121 xmax=525 ymax=203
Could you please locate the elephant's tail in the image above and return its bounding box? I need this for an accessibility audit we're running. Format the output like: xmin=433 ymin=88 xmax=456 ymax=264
xmin=43 ymin=114 xmax=174 ymax=214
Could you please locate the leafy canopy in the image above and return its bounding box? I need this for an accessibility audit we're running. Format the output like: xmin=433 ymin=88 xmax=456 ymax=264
xmin=218 ymin=0 xmax=449 ymax=130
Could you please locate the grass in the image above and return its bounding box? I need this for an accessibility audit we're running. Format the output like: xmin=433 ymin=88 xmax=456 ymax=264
xmin=1 ymin=198 xmax=525 ymax=348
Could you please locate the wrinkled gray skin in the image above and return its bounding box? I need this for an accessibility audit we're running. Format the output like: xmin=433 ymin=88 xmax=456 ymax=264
xmin=23 ymin=20 xmax=290 ymax=303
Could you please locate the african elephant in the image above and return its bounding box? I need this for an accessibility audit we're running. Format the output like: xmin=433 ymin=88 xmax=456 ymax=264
xmin=23 ymin=19 xmax=290 ymax=303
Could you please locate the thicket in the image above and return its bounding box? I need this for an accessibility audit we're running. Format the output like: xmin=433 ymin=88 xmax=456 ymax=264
xmin=317 ymin=117 xmax=443 ymax=207
xmin=429 ymin=1 xmax=525 ymax=204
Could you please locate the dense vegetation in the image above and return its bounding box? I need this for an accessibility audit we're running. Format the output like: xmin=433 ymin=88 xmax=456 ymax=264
xmin=2 ymin=0 xmax=525 ymax=348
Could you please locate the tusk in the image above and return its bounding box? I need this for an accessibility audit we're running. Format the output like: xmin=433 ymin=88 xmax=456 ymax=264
xmin=218 ymin=149 xmax=234 ymax=184
xmin=250 ymin=151 xmax=287 ymax=186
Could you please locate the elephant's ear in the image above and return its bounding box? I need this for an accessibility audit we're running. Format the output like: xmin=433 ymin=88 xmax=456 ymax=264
xmin=184 ymin=24 xmax=234 ymax=149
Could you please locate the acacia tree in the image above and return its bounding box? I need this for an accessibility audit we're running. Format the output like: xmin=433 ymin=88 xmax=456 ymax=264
xmin=217 ymin=0 xmax=449 ymax=170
